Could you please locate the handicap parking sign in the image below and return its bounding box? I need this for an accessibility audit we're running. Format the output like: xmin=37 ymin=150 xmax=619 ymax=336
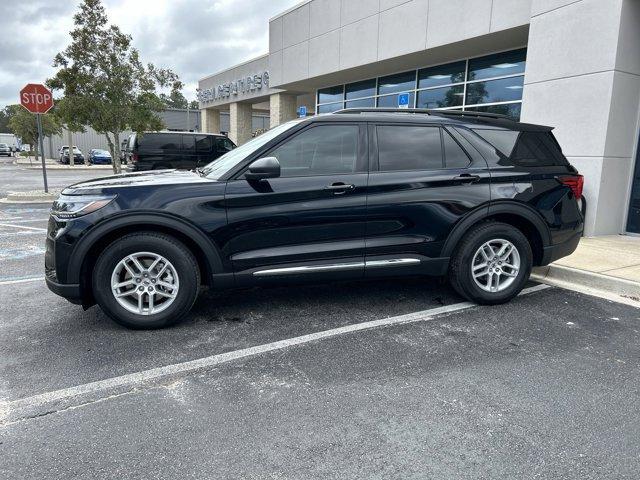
xmin=397 ymin=93 xmax=410 ymax=109
xmin=298 ymin=106 xmax=307 ymax=117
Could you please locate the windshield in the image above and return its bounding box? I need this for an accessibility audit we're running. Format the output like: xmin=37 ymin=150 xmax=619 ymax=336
xmin=201 ymin=120 xmax=303 ymax=179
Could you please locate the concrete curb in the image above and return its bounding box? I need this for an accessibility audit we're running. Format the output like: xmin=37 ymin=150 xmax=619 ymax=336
xmin=532 ymin=264 xmax=640 ymax=306
xmin=0 ymin=190 xmax=59 ymax=204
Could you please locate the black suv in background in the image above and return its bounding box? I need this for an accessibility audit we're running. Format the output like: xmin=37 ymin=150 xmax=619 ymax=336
xmin=126 ymin=131 xmax=236 ymax=171
xmin=46 ymin=109 xmax=583 ymax=329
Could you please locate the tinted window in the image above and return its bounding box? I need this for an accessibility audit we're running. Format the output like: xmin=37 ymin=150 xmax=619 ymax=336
xmin=139 ymin=133 xmax=181 ymax=151
xmin=345 ymin=97 xmax=375 ymax=109
xmin=378 ymin=71 xmax=416 ymax=96
xmin=377 ymin=92 xmax=415 ymax=108
xmin=418 ymin=61 xmax=466 ymax=89
xmin=269 ymin=125 xmax=358 ymax=177
xmin=218 ymin=138 xmax=235 ymax=152
xmin=195 ymin=135 xmax=213 ymax=152
xmin=183 ymin=136 xmax=196 ymax=152
xmin=472 ymin=129 xmax=567 ymax=166
xmin=465 ymin=76 xmax=524 ymax=105
xmin=318 ymin=85 xmax=343 ymax=104
xmin=345 ymin=79 xmax=376 ymax=100
xmin=317 ymin=103 xmax=344 ymax=114
xmin=442 ymin=130 xmax=470 ymax=168
xmin=416 ymin=85 xmax=463 ymax=108
xmin=468 ymin=48 xmax=527 ymax=81
xmin=377 ymin=126 xmax=442 ymax=171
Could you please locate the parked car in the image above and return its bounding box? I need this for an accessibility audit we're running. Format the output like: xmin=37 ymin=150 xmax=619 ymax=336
xmin=46 ymin=109 xmax=584 ymax=329
xmin=88 ymin=149 xmax=112 ymax=165
xmin=125 ymin=131 xmax=236 ymax=171
xmin=59 ymin=146 xmax=85 ymax=164
xmin=119 ymin=139 xmax=128 ymax=165
xmin=0 ymin=143 xmax=11 ymax=156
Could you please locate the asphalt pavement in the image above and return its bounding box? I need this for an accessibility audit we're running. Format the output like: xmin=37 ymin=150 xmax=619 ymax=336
xmin=0 ymin=161 xmax=639 ymax=479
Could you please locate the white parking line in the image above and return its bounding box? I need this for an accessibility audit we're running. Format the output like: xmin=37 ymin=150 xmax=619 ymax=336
xmin=0 ymin=222 xmax=46 ymax=232
xmin=0 ymin=276 xmax=44 ymax=285
xmin=0 ymin=284 xmax=550 ymax=415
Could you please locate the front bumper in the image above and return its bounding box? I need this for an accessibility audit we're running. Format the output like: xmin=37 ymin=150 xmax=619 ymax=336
xmin=45 ymin=276 xmax=82 ymax=304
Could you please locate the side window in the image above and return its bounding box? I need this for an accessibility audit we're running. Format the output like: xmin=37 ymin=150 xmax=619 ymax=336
xmin=216 ymin=137 xmax=234 ymax=153
xmin=183 ymin=135 xmax=196 ymax=153
xmin=442 ymin=130 xmax=471 ymax=168
xmin=195 ymin=135 xmax=213 ymax=153
xmin=139 ymin=134 xmax=181 ymax=151
xmin=472 ymin=129 xmax=568 ymax=167
xmin=377 ymin=126 xmax=442 ymax=171
xmin=268 ymin=125 xmax=358 ymax=177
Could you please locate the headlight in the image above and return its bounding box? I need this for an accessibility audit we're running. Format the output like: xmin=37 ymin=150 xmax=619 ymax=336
xmin=51 ymin=194 xmax=116 ymax=219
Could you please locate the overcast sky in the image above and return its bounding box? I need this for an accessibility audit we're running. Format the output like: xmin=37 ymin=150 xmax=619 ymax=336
xmin=0 ymin=0 xmax=299 ymax=108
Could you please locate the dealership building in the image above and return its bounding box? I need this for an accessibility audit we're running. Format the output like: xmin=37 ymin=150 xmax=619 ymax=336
xmin=198 ymin=0 xmax=640 ymax=237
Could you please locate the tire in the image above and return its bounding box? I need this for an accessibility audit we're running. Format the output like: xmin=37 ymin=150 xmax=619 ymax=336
xmin=448 ymin=221 xmax=532 ymax=305
xmin=92 ymin=232 xmax=200 ymax=329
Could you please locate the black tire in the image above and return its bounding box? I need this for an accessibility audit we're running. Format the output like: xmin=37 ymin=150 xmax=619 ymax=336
xmin=448 ymin=221 xmax=532 ymax=305
xmin=92 ymin=232 xmax=200 ymax=329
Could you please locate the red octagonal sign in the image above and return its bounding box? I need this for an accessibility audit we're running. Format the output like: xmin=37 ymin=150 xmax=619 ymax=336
xmin=20 ymin=83 xmax=54 ymax=114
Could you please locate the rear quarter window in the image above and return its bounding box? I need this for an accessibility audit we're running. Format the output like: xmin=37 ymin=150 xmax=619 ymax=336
xmin=472 ymin=128 xmax=568 ymax=167
xmin=138 ymin=133 xmax=181 ymax=151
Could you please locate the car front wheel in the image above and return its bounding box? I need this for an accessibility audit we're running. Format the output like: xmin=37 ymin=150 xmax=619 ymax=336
xmin=92 ymin=232 xmax=200 ymax=329
xmin=449 ymin=221 xmax=532 ymax=305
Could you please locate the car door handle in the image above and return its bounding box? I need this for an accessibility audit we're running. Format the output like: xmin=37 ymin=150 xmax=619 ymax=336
xmin=324 ymin=182 xmax=355 ymax=194
xmin=452 ymin=174 xmax=481 ymax=183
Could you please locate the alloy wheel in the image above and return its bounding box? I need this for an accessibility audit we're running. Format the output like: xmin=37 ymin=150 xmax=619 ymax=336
xmin=471 ymin=239 xmax=521 ymax=293
xmin=110 ymin=252 xmax=180 ymax=315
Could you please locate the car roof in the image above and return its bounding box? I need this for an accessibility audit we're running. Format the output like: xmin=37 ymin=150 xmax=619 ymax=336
xmin=138 ymin=131 xmax=225 ymax=137
xmin=305 ymin=108 xmax=552 ymax=132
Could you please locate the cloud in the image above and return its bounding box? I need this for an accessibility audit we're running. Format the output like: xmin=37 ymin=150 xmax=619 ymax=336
xmin=0 ymin=0 xmax=298 ymax=107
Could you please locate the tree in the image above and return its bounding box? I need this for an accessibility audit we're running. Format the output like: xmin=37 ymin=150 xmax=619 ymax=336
xmin=0 ymin=106 xmax=14 ymax=133
xmin=47 ymin=0 xmax=181 ymax=174
xmin=189 ymin=100 xmax=199 ymax=110
xmin=160 ymin=90 xmax=188 ymax=109
xmin=7 ymin=105 xmax=61 ymax=157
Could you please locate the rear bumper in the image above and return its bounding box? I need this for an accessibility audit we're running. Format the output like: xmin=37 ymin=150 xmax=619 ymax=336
xmin=540 ymin=231 xmax=581 ymax=266
xmin=45 ymin=276 xmax=82 ymax=304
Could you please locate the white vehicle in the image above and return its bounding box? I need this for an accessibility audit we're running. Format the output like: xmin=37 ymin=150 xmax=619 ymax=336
xmin=0 ymin=143 xmax=11 ymax=156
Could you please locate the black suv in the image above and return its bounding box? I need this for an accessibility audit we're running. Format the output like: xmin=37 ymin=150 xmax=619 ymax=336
xmin=126 ymin=131 xmax=236 ymax=171
xmin=46 ymin=109 xmax=583 ymax=329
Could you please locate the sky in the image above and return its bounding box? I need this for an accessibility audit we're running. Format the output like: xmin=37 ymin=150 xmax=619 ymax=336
xmin=0 ymin=0 xmax=299 ymax=108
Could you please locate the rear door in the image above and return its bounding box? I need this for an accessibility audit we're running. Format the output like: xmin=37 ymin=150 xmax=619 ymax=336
xmin=365 ymin=122 xmax=491 ymax=276
xmin=223 ymin=122 xmax=369 ymax=284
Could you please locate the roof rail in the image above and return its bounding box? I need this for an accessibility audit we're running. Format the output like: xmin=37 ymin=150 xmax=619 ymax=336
xmin=428 ymin=110 xmax=511 ymax=120
xmin=334 ymin=107 xmax=512 ymax=120
xmin=334 ymin=108 xmax=433 ymax=115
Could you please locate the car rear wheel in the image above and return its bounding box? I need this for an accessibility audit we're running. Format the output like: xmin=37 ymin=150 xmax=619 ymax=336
xmin=92 ymin=232 xmax=200 ymax=329
xmin=449 ymin=221 xmax=532 ymax=305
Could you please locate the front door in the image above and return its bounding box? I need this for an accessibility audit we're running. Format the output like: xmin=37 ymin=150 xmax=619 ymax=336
xmin=223 ymin=122 xmax=369 ymax=284
xmin=365 ymin=123 xmax=491 ymax=276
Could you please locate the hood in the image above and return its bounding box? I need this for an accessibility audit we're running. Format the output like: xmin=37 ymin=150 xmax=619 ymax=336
xmin=62 ymin=169 xmax=213 ymax=195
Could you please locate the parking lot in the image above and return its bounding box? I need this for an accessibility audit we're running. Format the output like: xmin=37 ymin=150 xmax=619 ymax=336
xmin=1 ymin=162 xmax=640 ymax=479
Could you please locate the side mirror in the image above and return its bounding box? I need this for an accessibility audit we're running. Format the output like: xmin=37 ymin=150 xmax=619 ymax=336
xmin=245 ymin=157 xmax=280 ymax=181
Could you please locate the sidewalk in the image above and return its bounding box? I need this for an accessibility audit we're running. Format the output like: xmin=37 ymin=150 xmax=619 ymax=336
xmin=14 ymin=157 xmax=112 ymax=170
xmin=533 ymin=235 xmax=640 ymax=306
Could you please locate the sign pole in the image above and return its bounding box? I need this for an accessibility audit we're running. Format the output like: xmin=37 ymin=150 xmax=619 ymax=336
xmin=36 ymin=113 xmax=49 ymax=193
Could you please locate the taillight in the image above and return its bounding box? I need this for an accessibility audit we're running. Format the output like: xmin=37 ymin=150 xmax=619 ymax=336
xmin=132 ymin=153 xmax=138 ymax=163
xmin=558 ymin=174 xmax=584 ymax=200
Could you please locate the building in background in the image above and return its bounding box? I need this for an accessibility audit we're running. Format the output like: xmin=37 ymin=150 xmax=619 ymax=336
xmin=198 ymin=0 xmax=640 ymax=238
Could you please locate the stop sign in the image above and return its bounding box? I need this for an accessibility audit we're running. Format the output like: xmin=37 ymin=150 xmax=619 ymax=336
xmin=20 ymin=83 xmax=54 ymax=114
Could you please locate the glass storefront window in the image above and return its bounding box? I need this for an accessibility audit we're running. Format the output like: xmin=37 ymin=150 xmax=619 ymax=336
xmin=465 ymin=76 xmax=524 ymax=106
xmin=317 ymin=85 xmax=343 ymax=104
xmin=467 ymin=48 xmax=527 ymax=81
xmin=378 ymin=71 xmax=416 ymax=96
xmin=465 ymin=103 xmax=522 ymax=120
xmin=345 ymin=97 xmax=375 ymax=108
xmin=377 ymin=92 xmax=415 ymax=108
xmin=418 ymin=61 xmax=466 ymax=89
xmin=316 ymin=48 xmax=526 ymax=117
xmin=317 ymin=102 xmax=344 ymax=113
xmin=345 ymin=79 xmax=376 ymax=100
xmin=416 ymin=85 xmax=464 ymax=109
